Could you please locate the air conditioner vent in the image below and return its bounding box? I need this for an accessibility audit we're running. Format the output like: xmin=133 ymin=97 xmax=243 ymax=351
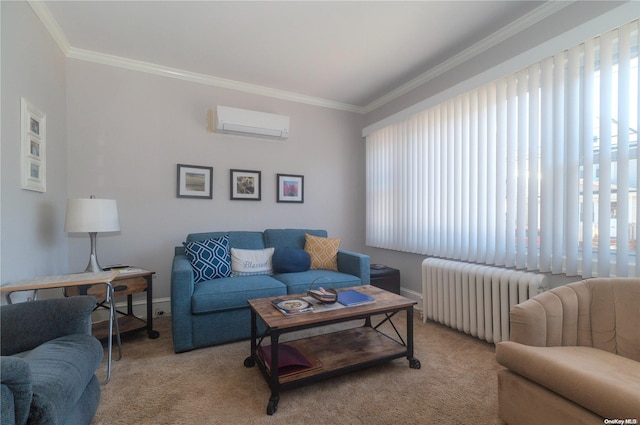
xmin=215 ymin=106 xmax=289 ymax=139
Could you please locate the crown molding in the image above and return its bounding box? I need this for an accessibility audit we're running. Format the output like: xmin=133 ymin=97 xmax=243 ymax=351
xmin=28 ymin=0 xmax=572 ymax=116
xmin=362 ymin=1 xmax=574 ymax=114
xmin=28 ymin=1 xmax=71 ymax=55
xmin=28 ymin=0 xmax=363 ymax=113
xmin=65 ymin=47 xmax=364 ymax=113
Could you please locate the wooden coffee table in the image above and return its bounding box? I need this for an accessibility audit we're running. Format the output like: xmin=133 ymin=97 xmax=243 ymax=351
xmin=245 ymin=285 xmax=420 ymax=415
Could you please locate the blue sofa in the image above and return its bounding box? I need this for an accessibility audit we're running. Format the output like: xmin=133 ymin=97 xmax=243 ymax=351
xmin=1 ymin=296 xmax=103 ymax=425
xmin=171 ymin=229 xmax=370 ymax=352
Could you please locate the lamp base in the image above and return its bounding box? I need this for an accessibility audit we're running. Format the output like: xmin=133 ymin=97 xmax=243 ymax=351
xmin=84 ymin=232 xmax=104 ymax=273
xmin=84 ymin=253 xmax=103 ymax=273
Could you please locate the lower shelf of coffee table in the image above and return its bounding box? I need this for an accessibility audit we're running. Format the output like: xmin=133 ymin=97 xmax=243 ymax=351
xmin=262 ymin=326 xmax=407 ymax=385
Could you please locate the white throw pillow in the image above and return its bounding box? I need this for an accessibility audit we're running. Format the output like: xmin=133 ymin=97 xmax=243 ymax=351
xmin=231 ymin=247 xmax=275 ymax=277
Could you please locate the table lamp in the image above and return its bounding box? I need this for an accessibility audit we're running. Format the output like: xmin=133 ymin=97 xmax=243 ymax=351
xmin=65 ymin=196 xmax=120 ymax=272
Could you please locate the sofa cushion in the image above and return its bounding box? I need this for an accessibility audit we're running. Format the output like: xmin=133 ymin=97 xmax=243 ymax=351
xmin=273 ymin=270 xmax=362 ymax=295
xmin=191 ymin=275 xmax=286 ymax=313
xmin=264 ymin=229 xmax=327 ymax=249
xmin=187 ymin=231 xmax=266 ymax=250
xmin=184 ymin=236 xmax=232 ymax=283
xmin=16 ymin=334 xmax=103 ymax=425
xmin=496 ymin=341 xmax=640 ymax=419
xmin=272 ymin=247 xmax=311 ymax=274
xmin=304 ymin=233 xmax=340 ymax=271
xmin=497 ymin=369 xmax=603 ymax=425
xmin=231 ymin=247 xmax=274 ymax=276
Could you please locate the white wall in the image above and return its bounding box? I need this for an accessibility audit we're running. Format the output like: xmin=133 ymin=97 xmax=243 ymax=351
xmin=1 ymin=1 xmax=68 ymax=287
xmin=65 ymin=60 xmax=366 ymax=301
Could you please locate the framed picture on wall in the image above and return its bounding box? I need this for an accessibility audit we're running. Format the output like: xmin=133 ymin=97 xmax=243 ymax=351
xmin=21 ymin=98 xmax=46 ymax=192
xmin=277 ymin=174 xmax=304 ymax=203
xmin=230 ymin=169 xmax=261 ymax=200
xmin=177 ymin=164 xmax=213 ymax=199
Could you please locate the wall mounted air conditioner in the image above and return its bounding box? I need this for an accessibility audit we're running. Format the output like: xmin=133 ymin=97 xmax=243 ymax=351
xmin=215 ymin=106 xmax=289 ymax=139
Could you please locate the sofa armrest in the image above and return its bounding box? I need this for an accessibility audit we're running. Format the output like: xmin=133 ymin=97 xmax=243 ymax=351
xmin=0 ymin=296 xmax=95 ymax=356
xmin=171 ymin=253 xmax=196 ymax=352
xmin=337 ymin=250 xmax=370 ymax=284
xmin=1 ymin=356 xmax=32 ymax=425
xmin=509 ymin=295 xmax=553 ymax=347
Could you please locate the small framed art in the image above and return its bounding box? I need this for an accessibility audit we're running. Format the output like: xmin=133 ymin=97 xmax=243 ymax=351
xmin=230 ymin=169 xmax=261 ymax=200
xmin=177 ymin=164 xmax=213 ymax=199
xmin=21 ymin=98 xmax=46 ymax=192
xmin=277 ymin=174 xmax=304 ymax=203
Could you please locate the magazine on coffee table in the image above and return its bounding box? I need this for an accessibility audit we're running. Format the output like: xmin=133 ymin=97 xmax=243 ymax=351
xmin=272 ymin=298 xmax=314 ymax=315
xmin=272 ymin=289 xmax=375 ymax=316
xmin=272 ymin=297 xmax=345 ymax=316
xmin=303 ymin=296 xmax=345 ymax=313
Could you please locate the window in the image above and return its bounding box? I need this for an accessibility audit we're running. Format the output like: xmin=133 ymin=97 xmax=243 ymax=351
xmin=366 ymin=20 xmax=639 ymax=278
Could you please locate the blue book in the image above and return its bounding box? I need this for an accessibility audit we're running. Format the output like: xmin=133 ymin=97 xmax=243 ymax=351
xmin=337 ymin=289 xmax=375 ymax=307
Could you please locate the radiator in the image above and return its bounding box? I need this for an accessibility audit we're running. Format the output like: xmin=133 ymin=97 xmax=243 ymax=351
xmin=421 ymin=258 xmax=548 ymax=344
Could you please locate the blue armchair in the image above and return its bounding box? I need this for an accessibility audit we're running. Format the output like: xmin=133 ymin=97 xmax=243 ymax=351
xmin=1 ymin=296 xmax=103 ymax=425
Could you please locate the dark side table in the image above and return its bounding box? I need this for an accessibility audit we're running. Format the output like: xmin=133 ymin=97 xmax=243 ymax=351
xmin=370 ymin=264 xmax=401 ymax=294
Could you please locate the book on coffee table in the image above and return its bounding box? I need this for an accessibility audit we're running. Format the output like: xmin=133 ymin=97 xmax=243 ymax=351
xmin=337 ymin=289 xmax=375 ymax=307
xmin=257 ymin=344 xmax=312 ymax=375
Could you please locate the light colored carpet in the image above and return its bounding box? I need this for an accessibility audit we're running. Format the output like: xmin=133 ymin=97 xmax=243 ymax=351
xmin=93 ymin=312 xmax=504 ymax=425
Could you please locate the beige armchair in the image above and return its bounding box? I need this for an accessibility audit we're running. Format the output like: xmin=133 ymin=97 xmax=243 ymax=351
xmin=495 ymin=278 xmax=640 ymax=424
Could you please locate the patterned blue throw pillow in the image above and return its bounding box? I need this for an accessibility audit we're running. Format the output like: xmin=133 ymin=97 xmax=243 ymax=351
xmin=184 ymin=236 xmax=232 ymax=283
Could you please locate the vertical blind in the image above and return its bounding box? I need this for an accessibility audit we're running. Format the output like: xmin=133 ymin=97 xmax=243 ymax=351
xmin=366 ymin=20 xmax=639 ymax=278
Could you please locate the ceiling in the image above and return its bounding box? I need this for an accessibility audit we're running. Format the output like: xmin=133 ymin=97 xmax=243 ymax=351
xmin=38 ymin=1 xmax=556 ymax=113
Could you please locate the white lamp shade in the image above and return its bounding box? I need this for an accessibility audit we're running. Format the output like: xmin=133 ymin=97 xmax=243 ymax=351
xmin=65 ymin=198 xmax=120 ymax=233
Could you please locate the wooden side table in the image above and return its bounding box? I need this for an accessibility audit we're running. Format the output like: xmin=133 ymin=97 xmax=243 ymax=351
xmin=65 ymin=268 xmax=159 ymax=340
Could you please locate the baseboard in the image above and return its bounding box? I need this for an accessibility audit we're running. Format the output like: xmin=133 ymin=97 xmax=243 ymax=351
xmin=400 ymin=286 xmax=421 ymax=304
xmin=91 ymin=297 xmax=171 ymax=323
xmin=400 ymin=286 xmax=422 ymax=307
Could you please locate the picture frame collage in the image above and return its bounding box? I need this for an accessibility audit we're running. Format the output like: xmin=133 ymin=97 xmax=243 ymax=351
xmin=177 ymin=164 xmax=304 ymax=203
xmin=21 ymin=98 xmax=46 ymax=193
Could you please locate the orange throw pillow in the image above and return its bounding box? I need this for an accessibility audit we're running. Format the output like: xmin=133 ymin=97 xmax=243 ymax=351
xmin=304 ymin=233 xmax=340 ymax=271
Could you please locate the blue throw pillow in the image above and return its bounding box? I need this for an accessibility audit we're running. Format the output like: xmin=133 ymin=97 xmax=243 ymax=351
xmin=272 ymin=247 xmax=311 ymax=274
xmin=184 ymin=236 xmax=232 ymax=283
